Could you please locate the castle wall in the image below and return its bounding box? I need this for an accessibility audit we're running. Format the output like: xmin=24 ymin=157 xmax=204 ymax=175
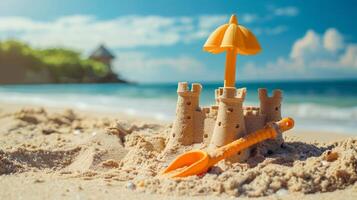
xmin=192 ymin=107 xmax=205 ymax=144
xmin=202 ymin=106 xmax=218 ymax=145
xmin=244 ymin=106 xmax=266 ymax=134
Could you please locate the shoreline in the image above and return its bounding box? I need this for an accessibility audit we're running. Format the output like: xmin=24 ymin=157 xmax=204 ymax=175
xmin=0 ymin=101 xmax=166 ymax=124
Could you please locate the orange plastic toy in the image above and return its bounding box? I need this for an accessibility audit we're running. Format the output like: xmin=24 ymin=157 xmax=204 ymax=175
xmin=203 ymin=14 xmax=261 ymax=87
xmin=162 ymin=118 xmax=294 ymax=178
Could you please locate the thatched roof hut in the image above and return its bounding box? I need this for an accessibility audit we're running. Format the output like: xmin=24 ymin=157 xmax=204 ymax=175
xmin=90 ymin=44 xmax=115 ymax=66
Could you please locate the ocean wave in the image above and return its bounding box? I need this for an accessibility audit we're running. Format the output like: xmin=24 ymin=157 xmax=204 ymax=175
xmin=284 ymin=103 xmax=357 ymax=122
xmin=0 ymin=92 xmax=176 ymax=121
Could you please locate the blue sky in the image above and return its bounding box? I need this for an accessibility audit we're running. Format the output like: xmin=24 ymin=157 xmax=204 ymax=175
xmin=0 ymin=0 xmax=357 ymax=83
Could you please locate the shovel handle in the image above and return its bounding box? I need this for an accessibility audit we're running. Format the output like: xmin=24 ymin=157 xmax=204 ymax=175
xmin=209 ymin=118 xmax=294 ymax=165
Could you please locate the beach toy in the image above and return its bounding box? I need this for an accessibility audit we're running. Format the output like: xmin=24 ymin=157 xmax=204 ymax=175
xmin=203 ymin=14 xmax=261 ymax=87
xmin=162 ymin=118 xmax=294 ymax=178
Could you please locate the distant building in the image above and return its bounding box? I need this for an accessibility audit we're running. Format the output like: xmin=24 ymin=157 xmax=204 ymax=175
xmin=89 ymin=44 xmax=126 ymax=83
xmin=89 ymin=44 xmax=115 ymax=73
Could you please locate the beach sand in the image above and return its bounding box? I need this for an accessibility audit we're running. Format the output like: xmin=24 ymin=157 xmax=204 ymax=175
xmin=0 ymin=103 xmax=356 ymax=200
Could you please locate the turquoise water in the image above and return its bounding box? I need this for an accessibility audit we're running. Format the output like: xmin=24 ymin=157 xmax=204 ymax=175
xmin=1 ymin=80 xmax=357 ymax=134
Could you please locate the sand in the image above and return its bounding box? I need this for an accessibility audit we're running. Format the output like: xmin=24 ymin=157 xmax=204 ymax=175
xmin=0 ymin=103 xmax=356 ymax=200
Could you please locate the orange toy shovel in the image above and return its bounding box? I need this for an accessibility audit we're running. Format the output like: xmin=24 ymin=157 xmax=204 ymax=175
xmin=162 ymin=118 xmax=294 ymax=178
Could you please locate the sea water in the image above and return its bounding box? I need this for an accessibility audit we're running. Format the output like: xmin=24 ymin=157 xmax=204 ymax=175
xmin=0 ymin=80 xmax=356 ymax=135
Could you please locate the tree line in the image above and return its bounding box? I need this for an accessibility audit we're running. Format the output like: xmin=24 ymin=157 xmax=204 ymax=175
xmin=0 ymin=40 xmax=126 ymax=84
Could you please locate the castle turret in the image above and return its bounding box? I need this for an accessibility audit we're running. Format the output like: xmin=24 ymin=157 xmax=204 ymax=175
xmin=258 ymin=88 xmax=283 ymax=151
xmin=259 ymin=88 xmax=282 ymax=122
xmin=209 ymin=87 xmax=248 ymax=161
xmin=167 ymin=82 xmax=202 ymax=147
xmin=214 ymin=87 xmax=224 ymax=104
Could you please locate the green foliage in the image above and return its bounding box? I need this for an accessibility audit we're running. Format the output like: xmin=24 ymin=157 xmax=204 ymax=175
xmin=0 ymin=40 xmax=113 ymax=83
xmin=0 ymin=40 xmax=43 ymax=71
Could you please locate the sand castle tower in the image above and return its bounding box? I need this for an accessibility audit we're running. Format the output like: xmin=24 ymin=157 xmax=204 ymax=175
xmin=258 ymin=88 xmax=284 ymax=151
xmin=259 ymin=89 xmax=282 ymax=122
xmin=167 ymin=82 xmax=202 ymax=147
xmin=209 ymin=87 xmax=249 ymax=161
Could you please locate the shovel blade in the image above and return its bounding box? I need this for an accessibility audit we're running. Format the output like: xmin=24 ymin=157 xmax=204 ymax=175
xmin=162 ymin=150 xmax=210 ymax=178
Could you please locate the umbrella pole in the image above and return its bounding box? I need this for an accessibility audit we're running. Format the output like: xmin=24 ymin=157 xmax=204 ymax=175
xmin=224 ymin=49 xmax=236 ymax=87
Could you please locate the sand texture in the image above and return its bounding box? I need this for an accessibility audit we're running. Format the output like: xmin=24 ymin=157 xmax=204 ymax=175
xmin=0 ymin=105 xmax=356 ymax=200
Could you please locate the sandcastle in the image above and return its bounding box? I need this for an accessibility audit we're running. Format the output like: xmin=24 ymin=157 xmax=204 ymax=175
xmin=166 ymin=14 xmax=286 ymax=162
xmin=166 ymin=83 xmax=284 ymax=161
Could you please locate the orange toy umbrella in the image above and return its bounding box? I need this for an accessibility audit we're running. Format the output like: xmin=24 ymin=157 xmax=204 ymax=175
xmin=203 ymin=14 xmax=261 ymax=87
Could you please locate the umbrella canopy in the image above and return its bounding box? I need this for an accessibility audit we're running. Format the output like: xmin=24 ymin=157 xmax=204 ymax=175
xmin=203 ymin=14 xmax=261 ymax=87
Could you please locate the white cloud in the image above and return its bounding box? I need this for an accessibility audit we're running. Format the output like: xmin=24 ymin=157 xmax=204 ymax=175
xmin=242 ymin=28 xmax=357 ymax=79
xmin=323 ymin=28 xmax=344 ymax=52
xmin=186 ymin=15 xmax=227 ymax=41
xmin=340 ymin=45 xmax=357 ymax=67
xmin=198 ymin=15 xmax=227 ymax=30
xmin=240 ymin=13 xmax=259 ymax=24
xmin=254 ymin=26 xmax=288 ymax=36
xmin=290 ymin=30 xmax=321 ymax=60
xmin=288 ymin=28 xmax=355 ymax=68
xmin=113 ymin=51 xmax=204 ymax=82
xmin=2 ymin=14 xmax=275 ymax=52
xmin=240 ymin=57 xmax=306 ymax=80
xmin=272 ymin=6 xmax=299 ymax=17
xmin=0 ymin=14 xmax=235 ymax=51
xmin=0 ymin=15 xmax=201 ymax=51
xmin=239 ymin=6 xmax=299 ymax=25
xmin=0 ymin=10 xmax=297 ymax=52
xmin=115 ymin=51 xmax=203 ymax=72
